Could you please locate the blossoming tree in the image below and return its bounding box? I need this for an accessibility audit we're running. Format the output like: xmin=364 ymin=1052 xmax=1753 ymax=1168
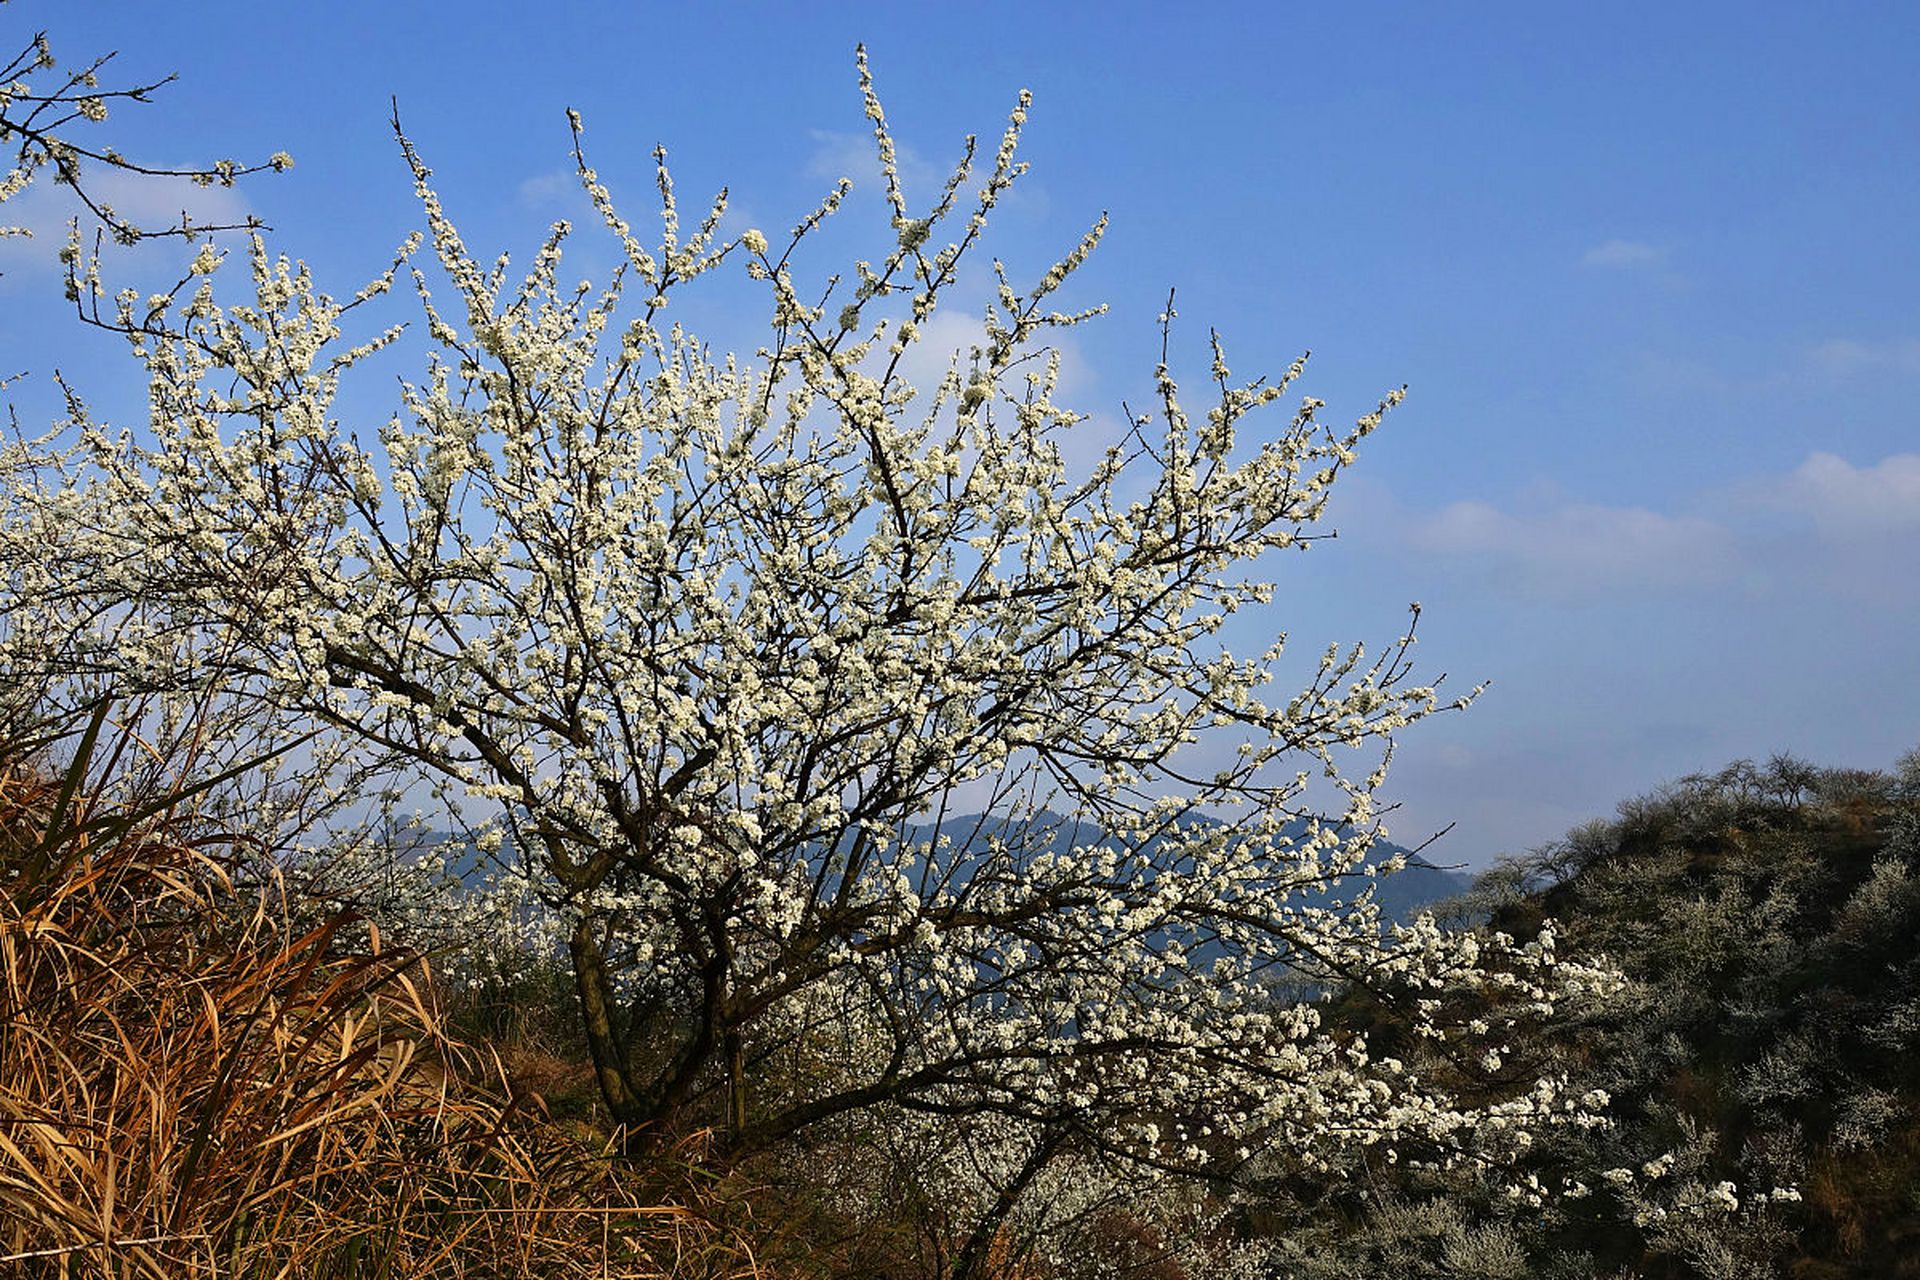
xmin=0 ymin=18 xmax=289 ymax=251
xmin=1 ymin=44 xmax=1621 ymax=1264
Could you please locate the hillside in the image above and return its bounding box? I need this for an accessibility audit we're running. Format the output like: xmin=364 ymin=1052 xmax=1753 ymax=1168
xmin=1252 ymin=752 xmax=1920 ymax=1279
xmin=10 ymin=687 xmax=1912 ymax=1278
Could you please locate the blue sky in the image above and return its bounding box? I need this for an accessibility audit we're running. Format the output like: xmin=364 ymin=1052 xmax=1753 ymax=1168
xmin=5 ymin=1 xmax=1917 ymax=866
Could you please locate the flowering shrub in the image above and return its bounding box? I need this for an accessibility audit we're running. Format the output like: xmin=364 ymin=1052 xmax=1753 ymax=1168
xmin=0 ymin=41 xmax=1623 ymax=1269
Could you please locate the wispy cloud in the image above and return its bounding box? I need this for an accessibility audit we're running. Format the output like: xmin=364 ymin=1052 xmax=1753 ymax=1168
xmin=516 ymin=171 xmax=578 ymax=209
xmin=1805 ymin=337 xmax=1920 ymax=377
xmin=802 ymin=124 xmax=1052 ymax=225
xmin=1381 ymin=448 xmax=1920 ymax=607
xmin=0 ymin=166 xmax=253 ymax=280
xmin=805 ymin=128 xmax=943 ymax=195
xmin=876 ymin=305 xmax=1122 ymax=473
xmin=1405 ymin=498 xmax=1736 ymax=598
xmin=1581 ymin=238 xmax=1664 ymax=270
xmin=1766 ymin=451 xmax=1920 ymax=536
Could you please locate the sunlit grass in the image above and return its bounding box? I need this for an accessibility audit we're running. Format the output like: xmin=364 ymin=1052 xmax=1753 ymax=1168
xmin=0 ymin=697 xmax=758 ymax=1279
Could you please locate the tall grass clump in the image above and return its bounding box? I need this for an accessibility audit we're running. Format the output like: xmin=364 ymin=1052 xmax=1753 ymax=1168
xmin=0 ymin=693 xmax=758 ymax=1279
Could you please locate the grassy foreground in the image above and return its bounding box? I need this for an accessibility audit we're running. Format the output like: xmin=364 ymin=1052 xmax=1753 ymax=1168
xmin=0 ymin=700 xmax=760 ymax=1280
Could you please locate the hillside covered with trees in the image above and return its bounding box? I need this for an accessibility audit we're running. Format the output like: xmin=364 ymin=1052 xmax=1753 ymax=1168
xmin=1253 ymin=752 xmax=1920 ymax=1280
xmin=8 ymin=685 xmax=1913 ymax=1277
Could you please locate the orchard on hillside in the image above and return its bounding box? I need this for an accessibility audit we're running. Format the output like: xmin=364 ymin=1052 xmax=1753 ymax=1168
xmin=1 ymin=34 xmax=1627 ymax=1272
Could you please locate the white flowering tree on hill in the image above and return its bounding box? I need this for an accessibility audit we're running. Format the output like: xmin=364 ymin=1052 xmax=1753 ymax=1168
xmin=1 ymin=44 xmax=1621 ymax=1267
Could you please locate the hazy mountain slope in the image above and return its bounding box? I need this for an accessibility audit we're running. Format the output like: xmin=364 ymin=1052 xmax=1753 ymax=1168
xmin=395 ymin=810 xmax=1472 ymax=928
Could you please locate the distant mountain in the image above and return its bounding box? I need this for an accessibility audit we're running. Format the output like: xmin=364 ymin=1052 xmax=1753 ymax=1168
xmin=392 ymin=809 xmax=1471 ymax=926
xmin=901 ymin=809 xmax=1472 ymax=926
xmin=1342 ymin=852 xmax=1475 ymax=924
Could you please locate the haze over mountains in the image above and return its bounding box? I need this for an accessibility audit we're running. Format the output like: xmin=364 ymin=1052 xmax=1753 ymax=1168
xmin=392 ymin=811 xmax=1475 ymax=929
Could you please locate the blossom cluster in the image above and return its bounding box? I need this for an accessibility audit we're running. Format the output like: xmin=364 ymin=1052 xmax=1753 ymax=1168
xmin=0 ymin=27 xmax=286 ymax=248
xmin=0 ymin=46 xmax=1623 ymax=1229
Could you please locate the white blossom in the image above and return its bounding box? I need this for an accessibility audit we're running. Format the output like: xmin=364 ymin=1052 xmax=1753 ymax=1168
xmin=0 ymin=47 xmax=1622 ymax=1241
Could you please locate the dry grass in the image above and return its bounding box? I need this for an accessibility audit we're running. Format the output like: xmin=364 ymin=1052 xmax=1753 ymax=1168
xmin=0 ymin=698 xmax=760 ymax=1279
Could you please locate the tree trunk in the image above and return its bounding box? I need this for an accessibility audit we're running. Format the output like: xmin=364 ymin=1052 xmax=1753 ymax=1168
xmin=725 ymin=1027 xmax=747 ymax=1141
xmin=951 ymin=1127 xmax=1066 ymax=1280
xmin=567 ymin=916 xmax=651 ymax=1140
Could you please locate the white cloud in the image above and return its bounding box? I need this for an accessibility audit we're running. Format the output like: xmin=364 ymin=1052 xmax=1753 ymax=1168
xmin=1384 ymin=450 xmax=1920 ymax=608
xmin=516 ymin=171 xmax=577 ymax=209
xmin=1581 ymin=238 xmax=1663 ymax=270
xmin=1806 ymin=337 xmax=1920 ymax=377
xmin=880 ymin=305 xmax=1122 ymax=473
xmin=1408 ymin=498 xmax=1735 ymax=597
xmin=1770 ymin=451 xmax=1920 ymax=536
xmin=887 ymin=307 xmax=984 ymax=397
xmin=890 ymin=307 xmax=1095 ymax=402
xmin=805 ymin=128 xmax=943 ymax=195
xmin=0 ymin=165 xmax=253 ymax=279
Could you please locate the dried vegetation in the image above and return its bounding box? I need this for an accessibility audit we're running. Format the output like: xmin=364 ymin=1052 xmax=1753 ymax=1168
xmin=0 ymin=694 xmax=758 ymax=1279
